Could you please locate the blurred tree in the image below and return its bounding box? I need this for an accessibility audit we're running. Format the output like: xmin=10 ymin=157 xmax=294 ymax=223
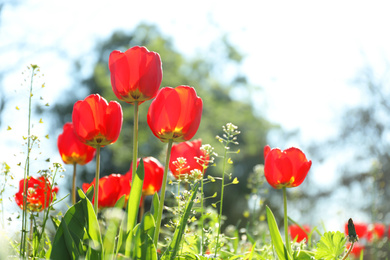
xmin=51 ymin=23 xmax=276 ymax=228
xmin=308 ymin=66 xmax=390 ymax=224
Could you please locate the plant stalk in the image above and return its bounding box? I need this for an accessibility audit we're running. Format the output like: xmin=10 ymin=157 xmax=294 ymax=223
xmin=72 ymin=163 xmax=77 ymax=205
xmin=93 ymin=145 xmax=101 ymax=213
xmin=20 ymin=66 xmax=36 ymax=258
xmin=153 ymin=139 xmax=173 ymax=247
xmin=215 ymin=147 xmax=228 ymax=257
xmin=283 ymin=187 xmax=292 ymax=256
xmin=132 ymin=101 xmax=139 ymax=186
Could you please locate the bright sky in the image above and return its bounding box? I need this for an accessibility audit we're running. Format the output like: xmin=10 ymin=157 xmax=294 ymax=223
xmin=1 ymin=0 xmax=390 ymax=230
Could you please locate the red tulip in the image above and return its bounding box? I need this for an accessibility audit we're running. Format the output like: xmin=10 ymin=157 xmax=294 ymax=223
xmin=289 ymin=224 xmax=310 ymax=243
xmin=127 ymin=157 xmax=164 ymax=196
xmin=72 ymin=94 xmax=123 ymax=147
xmin=82 ymin=173 xmax=131 ymax=209
xmin=109 ymin=46 xmax=162 ymax=104
xmin=344 ymin=221 xmax=368 ymax=239
xmin=57 ymin=122 xmax=96 ymax=165
xmin=169 ymin=139 xmax=209 ymax=179
xmin=263 ymin=145 xmax=312 ymax=189
xmin=147 ymin=86 xmax=203 ymax=143
xmin=367 ymin=223 xmax=385 ymax=241
xmin=15 ymin=176 xmax=59 ymax=212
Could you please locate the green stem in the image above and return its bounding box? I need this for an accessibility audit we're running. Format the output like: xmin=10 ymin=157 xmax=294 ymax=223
xmin=124 ymin=102 xmax=141 ymax=256
xmin=153 ymin=139 xmax=173 ymax=247
xmin=215 ymin=147 xmax=228 ymax=257
xmin=200 ymin=168 xmax=206 ymax=255
xmin=94 ymin=145 xmax=101 ymax=213
xmin=341 ymin=241 xmax=355 ymax=260
xmin=131 ymin=101 xmax=139 ymax=186
xmin=283 ymin=187 xmax=292 ymax=256
xmin=72 ymin=163 xmax=77 ymax=205
xmin=20 ymin=66 xmax=36 ymax=258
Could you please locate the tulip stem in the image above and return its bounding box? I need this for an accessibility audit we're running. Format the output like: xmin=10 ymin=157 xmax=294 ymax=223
xmin=94 ymin=145 xmax=101 ymax=213
xmin=132 ymin=101 xmax=139 ymax=186
xmin=283 ymin=187 xmax=292 ymax=256
xmin=153 ymin=139 xmax=173 ymax=248
xmin=72 ymin=163 xmax=77 ymax=205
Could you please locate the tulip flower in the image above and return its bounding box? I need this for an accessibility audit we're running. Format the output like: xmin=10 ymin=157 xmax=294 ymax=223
xmin=109 ymin=47 xmax=162 ymax=235
xmin=148 ymin=85 xmax=203 ymax=247
xmin=57 ymin=122 xmax=96 ymax=165
xmin=344 ymin=221 xmax=368 ymax=239
xmin=367 ymin=223 xmax=385 ymax=241
xmin=263 ymin=145 xmax=311 ymax=256
xmin=263 ymin=145 xmax=312 ymax=189
xmin=72 ymin=94 xmax=123 ymax=148
xmin=58 ymin=122 xmax=96 ymax=204
xmin=127 ymin=157 xmax=164 ymax=197
xmin=109 ymin=46 xmax=162 ymax=105
xmin=147 ymin=86 xmax=203 ymax=143
xmin=82 ymin=173 xmax=131 ymax=209
xmin=169 ymin=139 xmax=209 ymax=179
xmin=289 ymin=225 xmax=310 ymax=243
xmin=72 ymin=94 xmax=123 ymax=212
xmin=15 ymin=176 xmax=59 ymax=212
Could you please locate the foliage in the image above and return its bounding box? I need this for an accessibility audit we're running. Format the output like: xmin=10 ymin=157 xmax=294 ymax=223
xmin=314 ymin=231 xmax=346 ymax=260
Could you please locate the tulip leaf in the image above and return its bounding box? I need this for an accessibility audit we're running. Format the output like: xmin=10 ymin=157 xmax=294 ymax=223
xmin=50 ymin=188 xmax=103 ymax=259
xmin=293 ymin=250 xmax=315 ymax=260
xmin=266 ymin=206 xmax=292 ymax=260
xmin=125 ymin=159 xmax=145 ymax=256
xmin=102 ymin=207 xmax=124 ymax=259
xmin=151 ymin=192 xmax=160 ymax=221
xmin=162 ymin=182 xmax=200 ymax=259
xmin=130 ymin=212 xmax=157 ymax=260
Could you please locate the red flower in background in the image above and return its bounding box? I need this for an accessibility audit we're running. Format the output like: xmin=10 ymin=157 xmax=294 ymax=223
xmin=344 ymin=221 xmax=368 ymax=239
xmin=109 ymin=46 xmax=162 ymax=104
xmin=15 ymin=176 xmax=59 ymax=212
xmin=289 ymin=225 xmax=310 ymax=243
xmin=72 ymin=94 xmax=123 ymax=147
xmin=367 ymin=223 xmax=385 ymax=241
xmin=147 ymin=86 xmax=203 ymax=143
xmin=82 ymin=173 xmax=131 ymax=209
xmin=127 ymin=157 xmax=164 ymax=196
xmin=57 ymin=122 xmax=96 ymax=165
xmin=263 ymin=145 xmax=312 ymax=189
xmin=169 ymin=139 xmax=209 ymax=179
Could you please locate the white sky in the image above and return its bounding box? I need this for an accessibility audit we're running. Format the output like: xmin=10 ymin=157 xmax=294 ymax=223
xmin=1 ymin=0 xmax=390 ymax=231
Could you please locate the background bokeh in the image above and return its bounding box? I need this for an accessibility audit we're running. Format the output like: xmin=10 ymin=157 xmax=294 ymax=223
xmin=1 ymin=0 xmax=390 ymax=245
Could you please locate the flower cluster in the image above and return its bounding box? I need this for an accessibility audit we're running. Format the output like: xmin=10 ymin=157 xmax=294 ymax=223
xmin=15 ymin=176 xmax=58 ymax=212
xmin=344 ymin=221 xmax=388 ymax=257
xmin=52 ymin=46 xmax=203 ymax=211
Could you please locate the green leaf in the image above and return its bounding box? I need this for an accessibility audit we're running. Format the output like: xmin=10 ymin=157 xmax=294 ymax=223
xmin=50 ymin=215 xmax=61 ymax=231
xmin=314 ymin=231 xmax=346 ymax=260
xmin=125 ymin=159 xmax=145 ymax=256
xmin=162 ymin=182 xmax=200 ymax=259
xmin=131 ymin=212 xmax=157 ymax=260
xmin=294 ymin=250 xmax=315 ymax=260
xmin=266 ymin=206 xmax=292 ymax=260
xmin=50 ymin=188 xmax=103 ymax=259
xmin=85 ymin=184 xmax=94 ymax=202
xmin=103 ymin=207 xmax=124 ymax=259
xmin=150 ymin=192 xmax=160 ymax=221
